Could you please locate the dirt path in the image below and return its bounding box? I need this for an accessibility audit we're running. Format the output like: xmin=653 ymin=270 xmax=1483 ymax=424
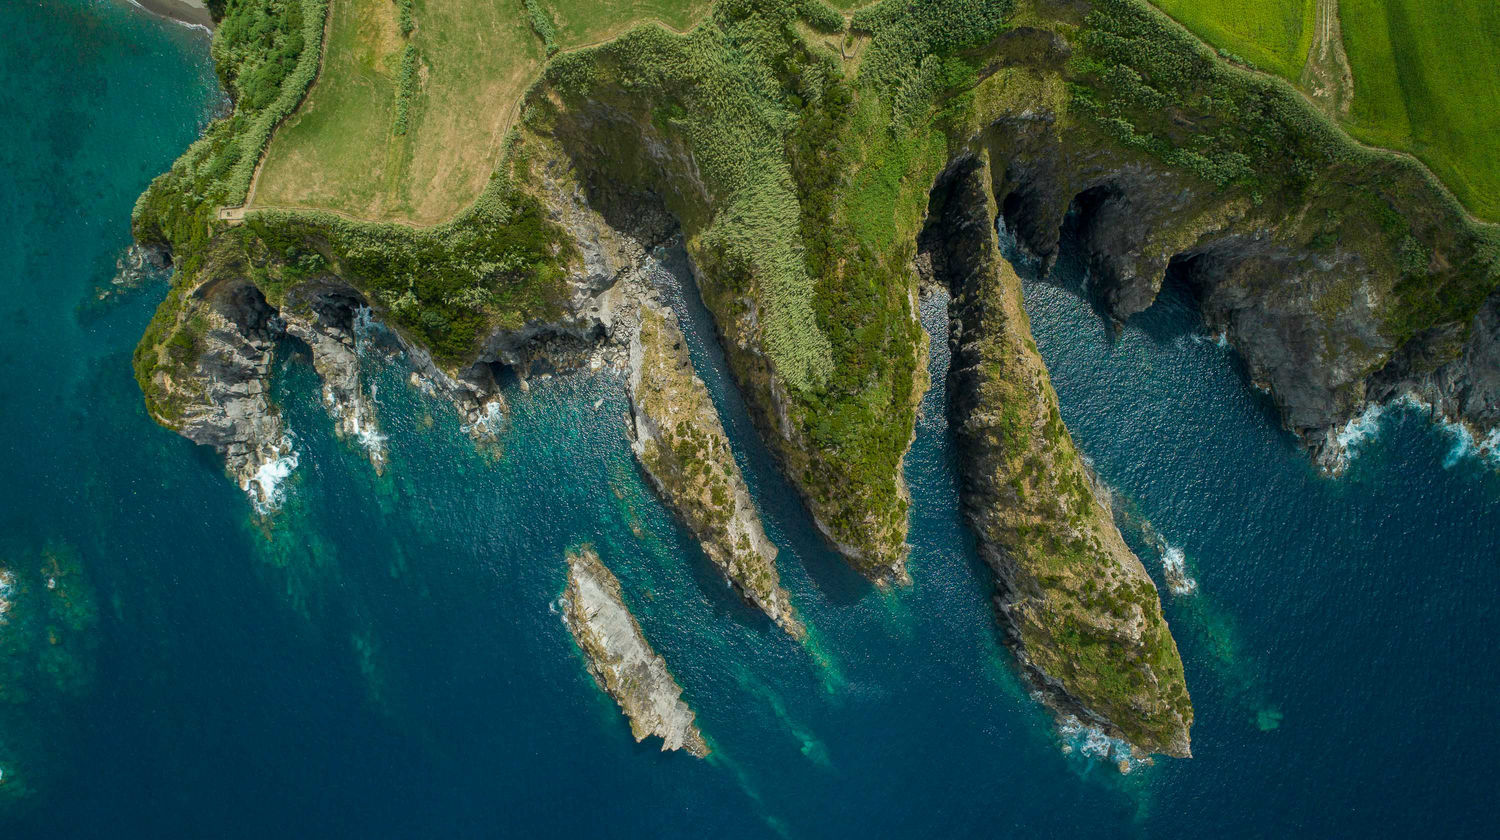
xmin=1300 ymin=0 xmax=1354 ymax=119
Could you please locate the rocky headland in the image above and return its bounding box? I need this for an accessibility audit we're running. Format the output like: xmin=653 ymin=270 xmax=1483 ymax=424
xmin=926 ymin=151 xmax=1192 ymax=757
xmin=627 ymin=301 xmax=805 ymax=639
xmin=560 ymin=546 xmax=709 ymax=758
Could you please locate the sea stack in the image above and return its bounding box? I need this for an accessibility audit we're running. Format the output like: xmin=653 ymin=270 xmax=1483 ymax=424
xmin=561 ymin=546 xmax=709 ymax=758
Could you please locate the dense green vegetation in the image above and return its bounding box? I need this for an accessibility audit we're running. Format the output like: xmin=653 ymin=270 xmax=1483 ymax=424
xmin=1148 ymin=0 xmax=1314 ymax=81
xmin=1072 ymin=0 xmax=1499 ymax=343
xmin=1339 ymin=0 xmax=1500 ymax=220
xmin=133 ymin=0 xmax=326 ymax=259
xmin=394 ymin=0 xmax=413 ymax=36
xmin=247 ymin=175 xmax=573 ymax=363
xmin=524 ymin=0 xmax=560 ymax=55
xmin=536 ymin=0 xmax=1016 ymax=573
xmin=393 ymin=44 xmax=418 ymax=136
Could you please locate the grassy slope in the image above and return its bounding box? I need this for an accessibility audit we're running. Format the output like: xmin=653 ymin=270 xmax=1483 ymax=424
xmin=254 ymin=0 xmax=543 ymax=225
xmin=1149 ymin=0 xmax=1315 ymax=80
xmin=1339 ymin=0 xmax=1500 ymax=220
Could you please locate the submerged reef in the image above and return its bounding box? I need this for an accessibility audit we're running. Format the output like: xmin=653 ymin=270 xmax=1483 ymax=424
xmin=0 ymin=543 xmax=99 ymax=804
xmin=128 ymin=0 xmax=1500 ymax=757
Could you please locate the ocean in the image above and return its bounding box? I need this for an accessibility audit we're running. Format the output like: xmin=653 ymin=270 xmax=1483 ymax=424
xmin=1 ymin=2 xmax=1497 ymax=836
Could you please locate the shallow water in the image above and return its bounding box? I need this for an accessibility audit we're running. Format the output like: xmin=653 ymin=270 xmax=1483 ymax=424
xmin=1 ymin=3 xmax=1497 ymax=836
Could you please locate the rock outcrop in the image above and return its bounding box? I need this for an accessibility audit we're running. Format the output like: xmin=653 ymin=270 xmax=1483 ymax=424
xmin=281 ymin=286 xmax=387 ymax=474
xmin=139 ymin=279 xmax=292 ymax=510
xmin=928 ymin=153 xmax=1192 ymax=758
xmin=627 ymin=301 xmax=804 ymax=639
xmin=560 ymin=546 xmax=709 ymax=757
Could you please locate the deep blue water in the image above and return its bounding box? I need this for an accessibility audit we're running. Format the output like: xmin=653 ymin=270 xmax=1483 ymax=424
xmin=2 ymin=2 xmax=1498 ymax=836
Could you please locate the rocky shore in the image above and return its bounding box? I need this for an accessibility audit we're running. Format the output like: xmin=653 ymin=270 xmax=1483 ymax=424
xmin=560 ymin=546 xmax=709 ymax=758
xmin=926 ymin=152 xmax=1192 ymax=758
xmin=627 ymin=301 xmax=805 ymax=639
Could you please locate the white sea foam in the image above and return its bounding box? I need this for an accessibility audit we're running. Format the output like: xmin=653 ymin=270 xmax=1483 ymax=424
xmin=1333 ymin=401 xmax=1390 ymax=458
xmin=242 ymin=437 xmax=299 ymax=514
xmin=1160 ymin=545 xmax=1198 ymax=596
xmin=1438 ymin=419 xmax=1500 ymax=470
xmin=0 ymin=567 xmax=14 ymax=624
xmin=462 ymin=400 xmax=506 ymax=439
xmin=1332 ymin=394 xmax=1500 ymax=472
xmin=1055 ymin=715 xmax=1145 ymax=772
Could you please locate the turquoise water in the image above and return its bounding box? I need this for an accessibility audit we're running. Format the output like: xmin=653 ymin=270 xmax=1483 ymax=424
xmin=3 ymin=2 xmax=1499 ymax=835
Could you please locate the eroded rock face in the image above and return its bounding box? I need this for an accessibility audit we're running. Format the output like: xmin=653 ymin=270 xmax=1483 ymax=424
xmin=627 ymin=301 xmax=804 ymax=639
xmin=146 ymin=283 xmax=292 ymax=510
xmin=561 ymin=546 xmax=709 ymax=758
xmin=929 ymin=154 xmax=1191 ymax=758
xmin=977 ymin=106 xmax=1497 ymax=473
xmin=281 ymin=287 xmax=387 ymax=474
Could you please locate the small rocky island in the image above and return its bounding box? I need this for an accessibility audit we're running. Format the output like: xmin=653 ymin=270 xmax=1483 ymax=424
xmin=627 ymin=302 xmax=804 ymax=639
xmin=560 ymin=546 xmax=709 ymax=758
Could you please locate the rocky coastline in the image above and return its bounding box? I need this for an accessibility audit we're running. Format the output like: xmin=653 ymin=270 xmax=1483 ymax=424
xmin=560 ymin=546 xmax=709 ymax=758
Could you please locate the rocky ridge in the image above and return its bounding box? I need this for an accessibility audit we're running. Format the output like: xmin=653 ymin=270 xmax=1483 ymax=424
xmin=627 ymin=300 xmax=805 ymax=639
xmin=560 ymin=546 xmax=709 ymax=758
xmin=926 ymin=152 xmax=1192 ymax=757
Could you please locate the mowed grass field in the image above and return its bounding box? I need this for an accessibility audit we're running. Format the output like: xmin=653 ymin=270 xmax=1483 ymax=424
xmin=251 ymin=0 xmax=713 ymax=225
xmin=254 ymin=0 xmax=542 ymax=224
xmin=1149 ymin=0 xmax=1316 ymax=81
xmin=1339 ymin=0 xmax=1500 ymax=220
xmin=1149 ymin=0 xmax=1500 ymax=222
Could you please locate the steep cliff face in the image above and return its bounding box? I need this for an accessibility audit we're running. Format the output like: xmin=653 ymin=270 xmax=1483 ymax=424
xmin=561 ymin=546 xmax=709 ymax=758
xmin=135 ymin=275 xmax=290 ymax=509
xmin=627 ymin=301 xmax=805 ymax=639
xmin=929 ymin=153 xmax=1192 ymax=757
xmin=969 ymin=1 xmax=1500 ymax=471
xmin=537 ymin=46 xmax=922 ymax=588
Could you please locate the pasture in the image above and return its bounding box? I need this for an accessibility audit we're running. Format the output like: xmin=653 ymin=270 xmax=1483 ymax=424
xmin=1149 ymin=0 xmax=1316 ymax=81
xmin=251 ymin=0 xmax=719 ymax=225
xmin=1339 ymin=0 xmax=1500 ymax=220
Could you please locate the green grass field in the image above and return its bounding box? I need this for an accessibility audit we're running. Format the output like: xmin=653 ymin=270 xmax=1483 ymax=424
xmin=253 ymin=0 xmax=543 ymax=224
xmin=1148 ymin=0 xmax=1500 ymax=222
xmin=541 ymin=1 xmax=711 ymax=47
xmin=1339 ymin=0 xmax=1500 ymax=220
xmin=1149 ymin=0 xmax=1315 ymax=80
xmin=252 ymin=0 xmax=716 ymax=225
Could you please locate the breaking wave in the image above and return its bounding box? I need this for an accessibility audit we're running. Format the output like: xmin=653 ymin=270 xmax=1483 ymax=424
xmin=242 ymin=436 xmax=300 ymax=514
xmin=1055 ymin=714 xmax=1150 ymax=773
xmin=1333 ymin=394 xmax=1500 ymax=471
xmin=0 ymin=566 xmax=14 ymax=624
xmin=1159 ymin=545 xmax=1198 ymax=596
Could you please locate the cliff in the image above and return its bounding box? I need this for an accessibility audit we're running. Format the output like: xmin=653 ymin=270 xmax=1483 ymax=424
xmin=627 ymin=301 xmax=805 ymax=639
xmin=927 ymin=152 xmax=1191 ymax=757
xmin=561 ymin=546 xmax=709 ymax=758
